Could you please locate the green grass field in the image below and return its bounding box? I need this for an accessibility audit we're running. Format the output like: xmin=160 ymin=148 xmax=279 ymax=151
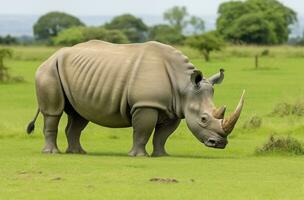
xmin=1 ymin=45 xmax=304 ymax=199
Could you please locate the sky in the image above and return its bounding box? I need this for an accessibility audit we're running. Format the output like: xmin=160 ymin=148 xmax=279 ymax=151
xmin=0 ymin=0 xmax=303 ymax=16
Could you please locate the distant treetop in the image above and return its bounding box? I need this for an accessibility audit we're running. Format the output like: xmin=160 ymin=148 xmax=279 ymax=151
xmin=216 ymin=0 xmax=297 ymax=44
xmin=33 ymin=11 xmax=85 ymax=41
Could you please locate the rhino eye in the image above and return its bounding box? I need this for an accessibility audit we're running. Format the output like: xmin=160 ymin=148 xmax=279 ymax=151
xmin=201 ymin=114 xmax=209 ymax=124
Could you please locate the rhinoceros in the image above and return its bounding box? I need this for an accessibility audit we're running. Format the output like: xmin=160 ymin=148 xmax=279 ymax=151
xmin=27 ymin=40 xmax=244 ymax=156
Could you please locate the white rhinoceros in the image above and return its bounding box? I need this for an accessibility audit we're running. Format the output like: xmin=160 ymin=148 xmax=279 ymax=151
xmin=27 ymin=40 xmax=244 ymax=156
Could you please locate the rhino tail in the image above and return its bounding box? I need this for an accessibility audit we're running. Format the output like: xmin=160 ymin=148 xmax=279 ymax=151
xmin=26 ymin=108 xmax=40 ymax=134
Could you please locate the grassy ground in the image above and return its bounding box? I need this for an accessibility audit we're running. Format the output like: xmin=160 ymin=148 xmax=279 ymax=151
xmin=1 ymin=45 xmax=304 ymax=199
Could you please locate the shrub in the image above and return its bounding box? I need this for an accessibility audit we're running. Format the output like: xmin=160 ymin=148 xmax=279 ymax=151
xmin=53 ymin=26 xmax=129 ymax=46
xmin=271 ymin=101 xmax=304 ymax=117
xmin=243 ymin=115 xmax=262 ymax=129
xmin=0 ymin=48 xmax=12 ymax=82
xmin=256 ymin=135 xmax=304 ymax=155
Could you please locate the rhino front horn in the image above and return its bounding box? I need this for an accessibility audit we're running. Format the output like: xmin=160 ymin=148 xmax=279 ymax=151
xmin=222 ymin=90 xmax=245 ymax=135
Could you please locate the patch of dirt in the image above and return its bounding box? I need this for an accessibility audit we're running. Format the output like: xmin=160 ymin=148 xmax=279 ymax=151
xmin=150 ymin=177 xmax=178 ymax=183
xmin=50 ymin=177 xmax=63 ymax=181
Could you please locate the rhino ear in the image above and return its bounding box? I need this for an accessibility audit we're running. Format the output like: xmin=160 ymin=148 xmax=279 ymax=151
xmin=209 ymin=68 xmax=224 ymax=85
xmin=191 ymin=70 xmax=203 ymax=87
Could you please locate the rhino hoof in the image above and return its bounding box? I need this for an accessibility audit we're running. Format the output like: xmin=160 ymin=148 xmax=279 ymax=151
xmin=151 ymin=151 xmax=169 ymax=157
xmin=128 ymin=149 xmax=149 ymax=157
xmin=42 ymin=147 xmax=61 ymax=154
xmin=66 ymin=147 xmax=87 ymax=154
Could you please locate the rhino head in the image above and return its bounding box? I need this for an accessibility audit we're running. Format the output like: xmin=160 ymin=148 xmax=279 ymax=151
xmin=183 ymin=69 xmax=244 ymax=149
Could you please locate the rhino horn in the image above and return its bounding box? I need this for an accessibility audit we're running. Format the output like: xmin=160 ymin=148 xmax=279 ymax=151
xmin=222 ymin=90 xmax=245 ymax=135
xmin=213 ymin=106 xmax=226 ymax=119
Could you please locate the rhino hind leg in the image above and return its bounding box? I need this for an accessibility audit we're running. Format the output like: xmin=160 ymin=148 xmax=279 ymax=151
xmin=152 ymin=119 xmax=181 ymax=157
xmin=42 ymin=114 xmax=62 ymax=153
xmin=65 ymin=112 xmax=88 ymax=154
xmin=128 ymin=108 xmax=158 ymax=157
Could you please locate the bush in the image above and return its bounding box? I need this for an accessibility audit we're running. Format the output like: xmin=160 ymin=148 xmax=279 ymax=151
xmin=271 ymin=101 xmax=304 ymax=117
xmin=53 ymin=26 xmax=129 ymax=46
xmin=0 ymin=48 xmax=12 ymax=82
xmin=256 ymin=135 xmax=304 ymax=155
xmin=243 ymin=115 xmax=262 ymax=129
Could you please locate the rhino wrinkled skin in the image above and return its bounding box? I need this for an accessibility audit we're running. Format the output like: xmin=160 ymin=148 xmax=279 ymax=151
xmin=27 ymin=40 xmax=244 ymax=156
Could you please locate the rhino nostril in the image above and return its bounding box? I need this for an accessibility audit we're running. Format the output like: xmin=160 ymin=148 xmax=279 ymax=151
xmin=208 ymin=139 xmax=216 ymax=145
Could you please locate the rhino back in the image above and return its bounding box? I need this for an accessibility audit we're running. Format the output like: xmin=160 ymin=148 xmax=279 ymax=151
xmin=57 ymin=41 xmax=180 ymax=127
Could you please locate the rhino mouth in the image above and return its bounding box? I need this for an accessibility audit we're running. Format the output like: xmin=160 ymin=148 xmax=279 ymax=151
xmin=203 ymin=137 xmax=228 ymax=149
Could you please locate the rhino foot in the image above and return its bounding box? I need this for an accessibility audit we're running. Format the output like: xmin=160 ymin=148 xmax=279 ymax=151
xmin=66 ymin=147 xmax=87 ymax=154
xmin=128 ymin=148 xmax=149 ymax=157
xmin=151 ymin=150 xmax=169 ymax=157
xmin=42 ymin=146 xmax=61 ymax=154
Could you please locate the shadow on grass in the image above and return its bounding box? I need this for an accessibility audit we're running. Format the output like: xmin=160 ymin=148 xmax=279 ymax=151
xmin=86 ymin=151 xmax=128 ymax=157
xmin=85 ymin=151 xmax=239 ymax=160
xmin=168 ymin=154 xmax=239 ymax=160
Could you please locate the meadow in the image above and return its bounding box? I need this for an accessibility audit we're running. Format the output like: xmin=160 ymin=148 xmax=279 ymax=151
xmin=1 ymin=44 xmax=304 ymax=199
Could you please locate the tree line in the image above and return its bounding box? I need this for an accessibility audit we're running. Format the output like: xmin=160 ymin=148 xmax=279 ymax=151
xmin=0 ymin=0 xmax=301 ymax=61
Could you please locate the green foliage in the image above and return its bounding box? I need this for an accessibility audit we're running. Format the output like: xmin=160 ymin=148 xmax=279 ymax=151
xmin=163 ymin=6 xmax=205 ymax=36
xmin=163 ymin=6 xmax=189 ymax=33
xmin=105 ymin=14 xmax=148 ymax=42
xmin=0 ymin=35 xmax=17 ymax=45
xmin=33 ymin=12 xmax=85 ymax=41
xmin=188 ymin=16 xmax=205 ymax=35
xmin=185 ymin=31 xmax=225 ymax=61
xmin=0 ymin=48 xmax=12 ymax=82
xmin=149 ymin=24 xmax=184 ymax=44
xmin=217 ymin=0 xmax=297 ymax=44
xmin=225 ymin=12 xmax=277 ymax=44
xmin=53 ymin=26 xmax=129 ymax=46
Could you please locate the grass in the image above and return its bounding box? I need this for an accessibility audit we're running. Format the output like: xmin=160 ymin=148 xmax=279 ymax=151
xmin=1 ymin=45 xmax=304 ymax=199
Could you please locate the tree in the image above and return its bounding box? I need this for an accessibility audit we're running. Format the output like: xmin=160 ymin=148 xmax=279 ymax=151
xmin=163 ymin=6 xmax=189 ymax=33
xmin=188 ymin=16 xmax=205 ymax=35
xmin=216 ymin=0 xmax=297 ymax=44
xmin=163 ymin=6 xmax=205 ymax=36
xmin=0 ymin=49 xmax=12 ymax=82
xmin=185 ymin=31 xmax=225 ymax=62
xmin=225 ymin=12 xmax=277 ymax=44
xmin=33 ymin=12 xmax=85 ymax=41
xmin=105 ymin=14 xmax=148 ymax=42
xmin=0 ymin=35 xmax=17 ymax=45
xmin=53 ymin=26 xmax=129 ymax=46
xmin=149 ymin=24 xmax=184 ymax=44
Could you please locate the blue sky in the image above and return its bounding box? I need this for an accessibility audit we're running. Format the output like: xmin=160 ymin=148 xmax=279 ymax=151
xmin=0 ymin=0 xmax=303 ymax=16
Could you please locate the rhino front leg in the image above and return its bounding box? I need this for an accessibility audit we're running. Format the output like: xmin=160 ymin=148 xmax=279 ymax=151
xmin=128 ymin=108 xmax=158 ymax=157
xmin=42 ymin=114 xmax=62 ymax=153
xmin=65 ymin=113 xmax=88 ymax=154
xmin=152 ymin=119 xmax=181 ymax=157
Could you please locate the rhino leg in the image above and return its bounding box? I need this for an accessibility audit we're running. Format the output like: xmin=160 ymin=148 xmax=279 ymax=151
xmin=128 ymin=108 xmax=158 ymax=157
xmin=65 ymin=113 xmax=88 ymax=154
xmin=42 ymin=114 xmax=62 ymax=154
xmin=152 ymin=119 xmax=181 ymax=157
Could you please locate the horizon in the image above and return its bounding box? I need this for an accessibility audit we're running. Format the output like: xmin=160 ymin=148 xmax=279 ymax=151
xmin=0 ymin=0 xmax=303 ymax=16
xmin=0 ymin=0 xmax=303 ymax=37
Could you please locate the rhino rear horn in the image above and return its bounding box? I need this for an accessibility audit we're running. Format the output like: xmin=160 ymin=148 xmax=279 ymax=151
xmin=213 ymin=106 xmax=226 ymax=119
